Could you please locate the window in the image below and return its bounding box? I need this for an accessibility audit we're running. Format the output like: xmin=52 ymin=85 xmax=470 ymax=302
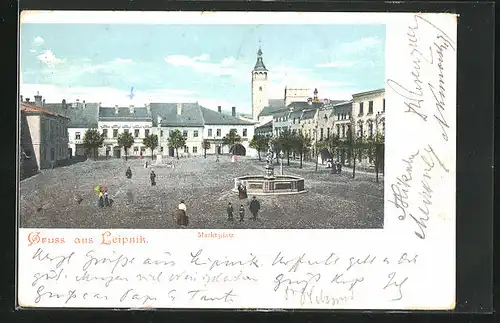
xmin=183 ymin=130 xmax=188 ymax=138
xmin=216 ymin=129 xmax=221 ymax=137
xmin=337 ymin=125 xmax=341 ymax=136
xmin=342 ymin=125 xmax=345 ymax=138
xmin=368 ymin=122 xmax=374 ymax=137
xmin=133 ymin=147 xmax=139 ymax=152
xmin=124 ymin=129 xmax=129 ymax=134
xmin=50 ymin=148 xmax=55 ymax=161
xmin=184 ymin=146 xmax=189 ymax=153
xmin=208 ymin=129 xmax=213 ymax=137
xmin=145 ymin=129 xmax=150 ymax=137
xmin=113 ymin=129 xmax=118 ymax=138
xmin=359 ymin=102 xmax=364 ymax=115
xmin=192 ymin=146 xmax=197 ymax=153
xmin=230 ymin=128 xmax=237 ymax=135
xmin=320 ymin=128 xmax=324 ymax=140
xmin=102 ymin=129 xmax=108 ymax=138
xmin=383 ymin=99 xmax=386 ymax=112
xmin=243 ymin=129 xmax=248 ymax=137
xmin=134 ymin=129 xmax=139 ymax=138
xmin=193 ymin=130 xmax=199 ymax=137
xmin=160 ymin=130 xmax=164 ymax=137
xmin=75 ymin=132 xmax=81 ymax=140
xmin=368 ymin=101 xmax=374 ymax=114
xmin=293 ymin=118 xmax=296 ymax=124
xmin=359 ymin=124 xmax=364 ymax=138
xmin=160 ymin=147 xmax=164 ymax=152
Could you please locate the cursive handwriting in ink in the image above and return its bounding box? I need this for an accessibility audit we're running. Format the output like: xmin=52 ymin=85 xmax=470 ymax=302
xmin=187 ymin=289 xmax=237 ymax=303
xmin=330 ymin=273 xmax=365 ymax=291
xmin=82 ymin=250 xmax=135 ymax=274
xmin=388 ymin=151 xmax=420 ymax=220
xmin=346 ymin=255 xmax=377 ymax=271
xmin=272 ymin=252 xmax=340 ymax=273
xmin=398 ymin=253 xmax=418 ymax=264
xmin=75 ymin=270 xmax=129 ymax=287
xmin=190 ymin=249 xmax=260 ymax=271
xmin=32 ymin=248 xmax=75 ymax=269
xmin=142 ymin=252 xmax=176 ymax=266
xmin=34 ymin=285 xmax=77 ymax=304
xmin=383 ymin=272 xmax=409 ymax=301
xmin=120 ymin=288 xmax=157 ymax=305
xmin=410 ymin=145 xmax=449 ymax=239
xmin=201 ymin=270 xmax=258 ymax=286
xmin=32 ymin=268 xmax=64 ymax=287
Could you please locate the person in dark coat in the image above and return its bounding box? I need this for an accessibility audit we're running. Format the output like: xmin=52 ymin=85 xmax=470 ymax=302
xmin=239 ymin=205 xmax=245 ymax=222
xmin=249 ymin=196 xmax=261 ymax=220
xmin=103 ymin=190 xmax=110 ymax=207
xmin=226 ymin=202 xmax=234 ymax=221
xmin=150 ymin=170 xmax=156 ymax=186
xmin=126 ymin=167 xmax=132 ymax=179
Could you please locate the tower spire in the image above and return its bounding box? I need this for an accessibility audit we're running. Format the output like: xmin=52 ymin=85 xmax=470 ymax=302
xmin=253 ymin=43 xmax=267 ymax=72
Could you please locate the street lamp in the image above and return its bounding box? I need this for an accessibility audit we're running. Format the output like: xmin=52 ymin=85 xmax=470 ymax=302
xmin=279 ymin=150 xmax=284 ymax=175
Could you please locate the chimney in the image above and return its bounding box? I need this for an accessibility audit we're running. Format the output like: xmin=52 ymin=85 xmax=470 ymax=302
xmin=129 ymin=104 xmax=135 ymax=114
xmin=82 ymin=100 xmax=86 ymax=108
xmin=115 ymin=105 xmax=119 ymax=114
xmin=217 ymin=106 xmax=222 ymax=113
xmin=25 ymin=98 xmax=30 ymax=103
xmin=62 ymin=99 xmax=67 ymax=109
xmin=34 ymin=91 xmax=42 ymax=107
xmin=42 ymin=99 xmax=45 ymax=107
xmin=177 ymin=103 xmax=182 ymax=116
xmin=307 ymin=98 xmax=313 ymax=105
xmin=231 ymin=106 xmax=236 ymax=117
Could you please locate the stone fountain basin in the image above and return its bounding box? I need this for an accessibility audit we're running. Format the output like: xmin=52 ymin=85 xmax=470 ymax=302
xmin=233 ymin=175 xmax=307 ymax=196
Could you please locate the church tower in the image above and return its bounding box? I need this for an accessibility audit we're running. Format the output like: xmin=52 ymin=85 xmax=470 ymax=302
xmin=251 ymin=46 xmax=269 ymax=121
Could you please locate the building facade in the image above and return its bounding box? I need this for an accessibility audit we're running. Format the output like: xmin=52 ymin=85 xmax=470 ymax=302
xmin=20 ymin=100 xmax=69 ymax=171
xmin=351 ymin=88 xmax=385 ymax=139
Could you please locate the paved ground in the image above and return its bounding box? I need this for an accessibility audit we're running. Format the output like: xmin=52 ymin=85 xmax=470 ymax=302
xmin=19 ymin=155 xmax=384 ymax=229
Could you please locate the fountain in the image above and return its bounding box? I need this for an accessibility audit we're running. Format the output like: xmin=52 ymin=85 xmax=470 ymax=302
xmin=233 ymin=144 xmax=307 ymax=195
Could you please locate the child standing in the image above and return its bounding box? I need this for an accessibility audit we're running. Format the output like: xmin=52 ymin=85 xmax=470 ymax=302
xmin=239 ymin=204 xmax=245 ymax=222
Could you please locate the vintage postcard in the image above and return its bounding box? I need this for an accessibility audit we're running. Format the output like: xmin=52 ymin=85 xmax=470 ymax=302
xmin=17 ymin=11 xmax=457 ymax=310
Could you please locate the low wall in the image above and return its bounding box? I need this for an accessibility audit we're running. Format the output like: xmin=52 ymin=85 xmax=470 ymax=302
xmin=234 ymin=175 xmax=306 ymax=195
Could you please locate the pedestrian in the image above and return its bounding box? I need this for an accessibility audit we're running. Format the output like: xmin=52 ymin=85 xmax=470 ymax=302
xmin=103 ymin=189 xmax=110 ymax=207
xmin=249 ymin=196 xmax=261 ymax=220
xmin=150 ymin=170 xmax=156 ymax=186
xmin=125 ymin=166 xmax=132 ymax=179
xmin=226 ymin=202 xmax=234 ymax=221
xmin=178 ymin=200 xmax=187 ymax=212
xmin=97 ymin=189 xmax=104 ymax=208
xmin=239 ymin=204 xmax=245 ymax=222
xmin=176 ymin=200 xmax=188 ymax=226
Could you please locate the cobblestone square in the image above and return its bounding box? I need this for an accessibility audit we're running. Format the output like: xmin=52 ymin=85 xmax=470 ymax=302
xmin=20 ymin=156 xmax=384 ymax=229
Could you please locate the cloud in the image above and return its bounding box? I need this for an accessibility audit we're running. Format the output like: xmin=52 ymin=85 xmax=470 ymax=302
xmin=164 ymin=54 xmax=245 ymax=78
xmin=37 ymin=49 xmax=64 ymax=68
xmin=338 ymin=37 xmax=382 ymax=54
xmin=29 ymin=49 xmax=37 ymax=53
xmin=33 ymin=36 xmax=44 ymax=46
xmin=315 ymin=61 xmax=356 ymax=68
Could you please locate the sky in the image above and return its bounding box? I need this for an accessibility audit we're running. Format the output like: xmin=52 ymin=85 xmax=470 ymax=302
xmin=20 ymin=22 xmax=385 ymax=113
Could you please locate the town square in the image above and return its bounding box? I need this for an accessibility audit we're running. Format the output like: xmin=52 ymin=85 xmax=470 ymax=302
xmin=19 ymin=22 xmax=386 ymax=229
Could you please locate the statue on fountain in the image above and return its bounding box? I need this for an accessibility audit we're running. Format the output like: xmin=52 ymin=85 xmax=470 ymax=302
xmin=264 ymin=142 xmax=275 ymax=178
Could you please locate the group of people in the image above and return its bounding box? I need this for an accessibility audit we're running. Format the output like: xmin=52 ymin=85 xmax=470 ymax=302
xmin=95 ymin=184 xmax=112 ymax=208
xmin=326 ymin=159 xmax=343 ymax=174
xmin=125 ymin=166 xmax=156 ymax=186
xmin=226 ymin=196 xmax=261 ymax=222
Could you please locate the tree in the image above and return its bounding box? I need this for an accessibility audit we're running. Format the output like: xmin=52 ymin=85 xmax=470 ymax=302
xmin=366 ymin=132 xmax=385 ymax=183
xmin=249 ymin=134 xmax=270 ymax=161
xmin=277 ymin=129 xmax=294 ymax=165
xmin=117 ymin=131 xmax=134 ymax=161
xmin=222 ymin=129 xmax=242 ymax=155
xmin=83 ymin=128 xmax=104 ymax=161
xmin=293 ymin=133 xmax=312 ymax=169
xmin=167 ymin=129 xmax=186 ymax=159
xmin=143 ymin=134 xmax=159 ymax=160
xmin=202 ymin=139 xmax=211 ymax=158
xmin=326 ymin=134 xmax=342 ymax=162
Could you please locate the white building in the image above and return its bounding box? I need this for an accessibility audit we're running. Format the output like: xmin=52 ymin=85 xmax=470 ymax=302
xmin=98 ymin=104 xmax=153 ymax=158
xmin=44 ymin=98 xmax=100 ymax=157
xmin=351 ymin=88 xmax=385 ymax=139
xmin=149 ymin=103 xmax=257 ymax=158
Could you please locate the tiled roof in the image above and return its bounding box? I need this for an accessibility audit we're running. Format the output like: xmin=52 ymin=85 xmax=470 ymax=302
xmin=301 ymin=109 xmax=318 ymax=120
xmin=273 ymin=108 xmax=291 ymax=118
xmin=44 ymin=102 xmax=99 ymax=127
xmin=150 ymin=103 xmax=203 ymax=127
xmin=21 ymin=102 xmax=69 ymax=119
xmin=99 ymin=107 xmax=151 ymax=122
xmin=352 ymin=88 xmax=385 ymax=98
xmin=200 ymin=106 xmax=254 ymax=125
xmin=256 ymin=120 xmax=273 ymax=129
xmin=149 ymin=103 xmax=254 ymax=127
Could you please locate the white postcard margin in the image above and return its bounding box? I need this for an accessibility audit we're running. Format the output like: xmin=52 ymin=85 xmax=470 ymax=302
xmin=17 ymin=12 xmax=457 ymax=310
